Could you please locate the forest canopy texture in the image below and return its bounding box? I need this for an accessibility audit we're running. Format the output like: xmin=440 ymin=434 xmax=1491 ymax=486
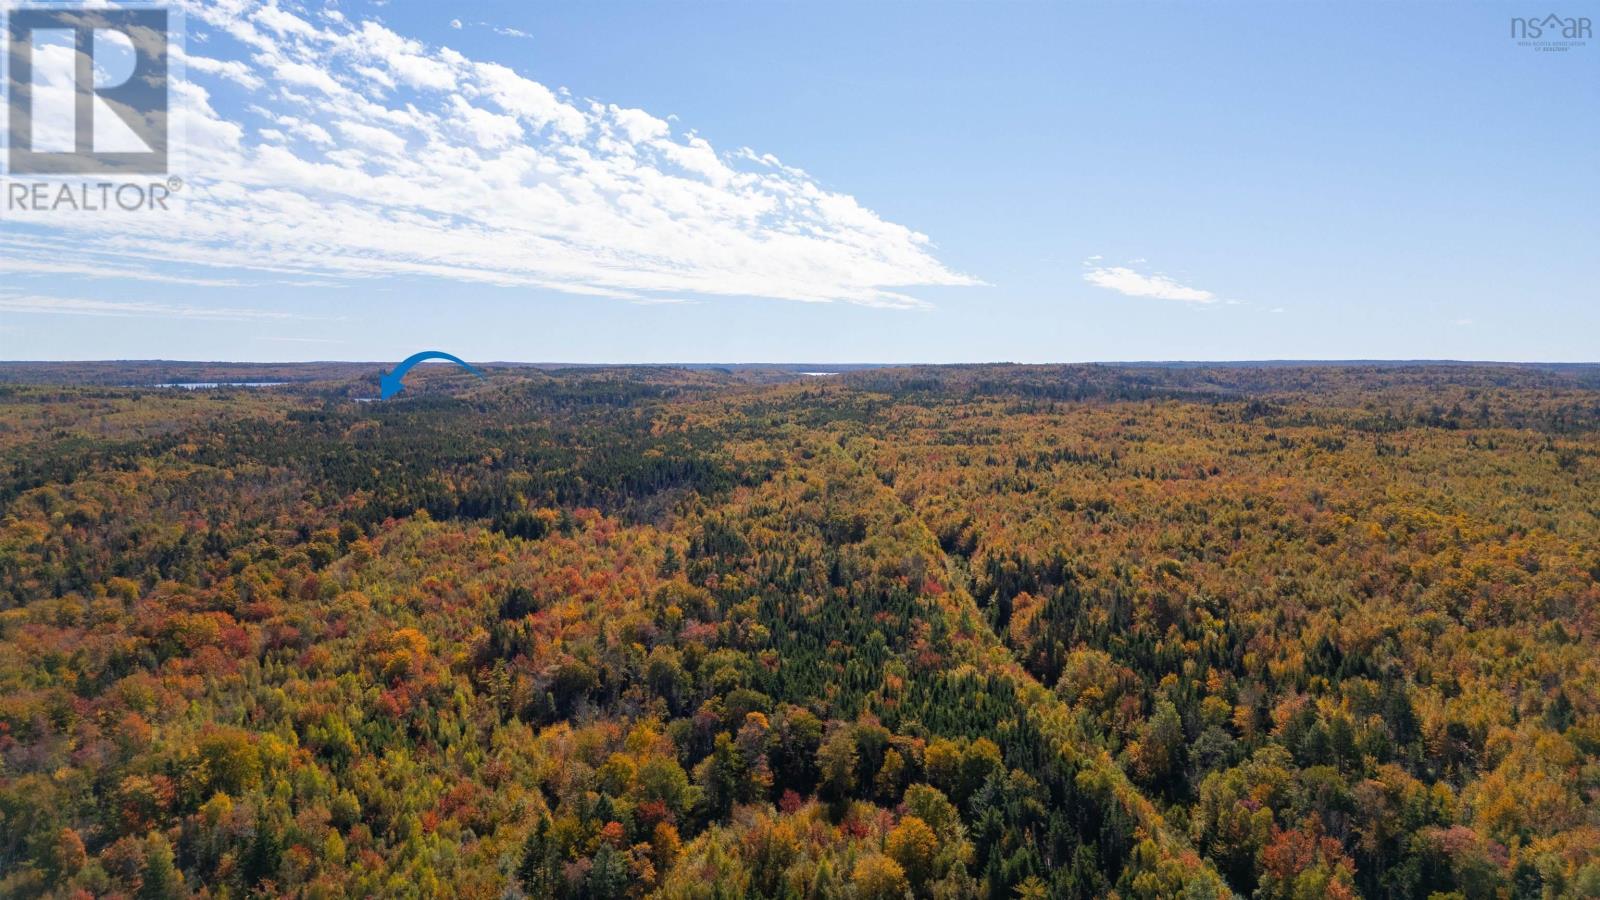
xmin=1 ymin=362 xmax=1597 ymax=899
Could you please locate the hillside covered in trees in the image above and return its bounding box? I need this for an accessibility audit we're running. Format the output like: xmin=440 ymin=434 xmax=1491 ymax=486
xmin=1 ymin=362 xmax=1597 ymax=899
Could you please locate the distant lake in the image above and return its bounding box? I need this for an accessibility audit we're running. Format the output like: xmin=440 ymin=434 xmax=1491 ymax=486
xmin=152 ymin=382 xmax=289 ymax=389
xmin=799 ymin=372 xmax=839 ymax=377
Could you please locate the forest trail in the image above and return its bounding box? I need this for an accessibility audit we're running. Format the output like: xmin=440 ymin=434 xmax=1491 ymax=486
xmin=788 ymin=433 xmax=1231 ymax=894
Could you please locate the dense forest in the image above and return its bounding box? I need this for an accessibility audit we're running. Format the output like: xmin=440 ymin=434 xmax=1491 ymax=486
xmin=0 ymin=362 xmax=1596 ymax=899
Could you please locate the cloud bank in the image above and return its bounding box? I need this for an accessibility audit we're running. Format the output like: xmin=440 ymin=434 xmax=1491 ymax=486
xmin=13 ymin=0 xmax=976 ymax=310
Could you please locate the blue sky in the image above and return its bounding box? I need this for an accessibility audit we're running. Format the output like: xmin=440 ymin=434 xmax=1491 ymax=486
xmin=1 ymin=0 xmax=1596 ymax=363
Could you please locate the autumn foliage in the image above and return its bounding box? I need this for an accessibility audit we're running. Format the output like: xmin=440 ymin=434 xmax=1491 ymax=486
xmin=1 ymin=362 xmax=1597 ymax=898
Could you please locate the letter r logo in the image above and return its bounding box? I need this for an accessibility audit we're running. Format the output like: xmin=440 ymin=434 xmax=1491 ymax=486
xmin=6 ymin=7 xmax=169 ymax=175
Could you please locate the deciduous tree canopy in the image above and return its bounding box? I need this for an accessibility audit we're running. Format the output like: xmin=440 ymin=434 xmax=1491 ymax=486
xmin=1 ymin=362 xmax=1596 ymax=898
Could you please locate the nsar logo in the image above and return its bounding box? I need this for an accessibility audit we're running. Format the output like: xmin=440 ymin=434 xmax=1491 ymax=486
xmin=1510 ymin=13 xmax=1592 ymax=51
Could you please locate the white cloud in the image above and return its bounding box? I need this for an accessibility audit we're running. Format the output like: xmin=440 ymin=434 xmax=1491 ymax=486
xmin=352 ymin=64 xmax=396 ymax=91
xmin=1082 ymin=263 xmax=1218 ymax=304
xmin=0 ymin=293 xmax=319 ymax=321
xmin=0 ymin=243 xmax=246 ymax=287
xmin=267 ymin=113 xmax=335 ymax=146
xmin=177 ymin=48 xmax=264 ymax=90
xmin=657 ymin=135 xmax=737 ymax=186
xmin=447 ymin=18 xmax=534 ymax=40
xmin=609 ymin=105 xmax=671 ymax=143
xmin=448 ymin=95 xmax=523 ymax=148
xmin=5 ymin=0 xmax=974 ymax=311
xmin=273 ymin=60 xmax=344 ymax=96
xmin=332 ymin=120 xmax=409 ymax=157
xmin=627 ymin=296 xmax=703 ymax=306
xmin=253 ymin=5 xmax=319 ymax=39
xmin=386 ymin=51 xmax=458 ymax=91
xmin=472 ymin=61 xmax=589 ymax=139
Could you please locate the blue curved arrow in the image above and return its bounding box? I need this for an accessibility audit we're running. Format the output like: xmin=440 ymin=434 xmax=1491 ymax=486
xmin=379 ymin=351 xmax=485 ymax=400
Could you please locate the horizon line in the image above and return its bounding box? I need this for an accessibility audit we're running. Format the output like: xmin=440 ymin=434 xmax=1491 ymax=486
xmin=3 ymin=358 xmax=1600 ymax=368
